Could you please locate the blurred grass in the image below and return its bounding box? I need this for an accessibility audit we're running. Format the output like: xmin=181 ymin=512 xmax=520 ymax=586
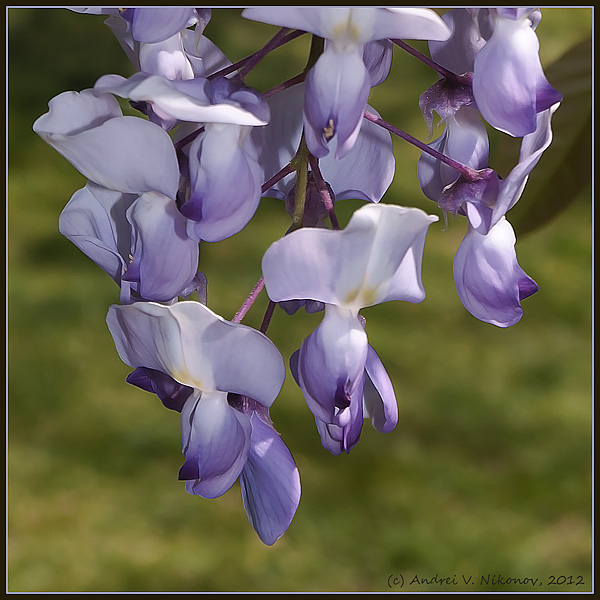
xmin=7 ymin=7 xmax=592 ymax=593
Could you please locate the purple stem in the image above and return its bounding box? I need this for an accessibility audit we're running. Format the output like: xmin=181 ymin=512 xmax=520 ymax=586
xmin=174 ymin=126 xmax=204 ymax=152
xmin=362 ymin=110 xmax=481 ymax=181
xmin=232 ymin=277 xmax=265 ymax=324
xmin=308 ymin=154 xmax=340 ymax=230
xmin=209 ymin=29 xmax=305 ymax=81
xmin=391 ymin=38 xmax=461 ymax=82
xmin=263 ymin=72 xmax=306 ymax=99
xmin=232 ymin=165 xmax=297 ymax=324
xmin=259 ymin=301 xmax=277 ymax=334
xmin=262 ymin=163 xmax=296 ymax=194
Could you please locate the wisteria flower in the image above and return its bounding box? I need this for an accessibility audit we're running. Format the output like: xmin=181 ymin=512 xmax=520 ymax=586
xmin=253 ymin=83 xmax=395 ymax=206
xmin=58 ymin=182 xmax=199 ymax=304
xmin=106 ymin=300 xmax=300 ymax=545
xmin=33 ymin=89 xmax=200 ymax=302
xmin=243 ymin=7 xmax=451 ymax=159
xmin=454 ymin=217 xmax=539 ymax=327
xmin=262 ymin=203 xmax=438 ymax=453
xmin=94 ymin=71 xmax=269 ymax=242
xmin=428 ymin=8 xmax=561 ymax=138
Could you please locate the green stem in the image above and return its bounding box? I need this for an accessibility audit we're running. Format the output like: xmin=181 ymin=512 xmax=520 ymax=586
xmin=289 ymin=136 xmax=309 ymax=231
xmin=287 ymin=34 xmax=325 ymax=232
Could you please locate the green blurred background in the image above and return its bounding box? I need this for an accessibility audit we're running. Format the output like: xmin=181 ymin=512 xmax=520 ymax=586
xmin=7 ymin=8 xmax=592 ymax=593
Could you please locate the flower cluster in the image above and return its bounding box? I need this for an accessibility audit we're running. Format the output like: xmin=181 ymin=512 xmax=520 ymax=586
xmin=34 ymin=7 xmax=560 ymax=544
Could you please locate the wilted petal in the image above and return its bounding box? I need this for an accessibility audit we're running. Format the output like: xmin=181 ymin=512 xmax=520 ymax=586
xmin=106 ymin=301 xmax=285 ymax=406
xmin=33 ymin=89 xmax=179 ymax=197
xmin=239 ymin=413 xmax=301 ymax=545
xmin=419 ymin=73 xmax=475 ymax=137
xmin=124 ymin=192 xmax=199 ymax=302
xmin=363 ymin=345 xmax=397 ymax=433
xmin=262 ymin=204 xmax=438 ymax=310
xmin=304 ymin=44 xmax=370 ymax=159
xmin=453 ymin=217 xmax=538 ymax=327
xmin=180 ymin=391 xmax=251 ymax=499
xmin=440 ymin=169 xmax=499 ymax=235
xmin=418 ymin=104 xmax=489 ymax=203
xmin=183 ymin=124 xmax=263 ymax=242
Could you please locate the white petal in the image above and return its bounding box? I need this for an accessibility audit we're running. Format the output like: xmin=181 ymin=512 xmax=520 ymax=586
xmin=106 ymin=301 xmax=285 ymax=406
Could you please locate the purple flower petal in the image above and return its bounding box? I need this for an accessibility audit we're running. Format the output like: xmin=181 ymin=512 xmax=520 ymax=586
xmin=315 ymin=386 xmax=364 ymax=456
xmin=124 ymin=192 xmax=199 ymax=302
xmin=492 ymin=103 xmax=559 ymax=227
xmin=428 ymin=8 xmax=485 ymax=75
xmin=363 ymin=345 xmax=397 ymax=433
xmin=33 ymin=90 xmax=179 ymax=198
xmin=58 ymin=182 xmax=132 ymax=285
xmin=473 ymin=15 xmax=561 ymax=137
xmin=181 ymin=29 xmax=231 ymax=78
xmin=453 ymin=217 xmax=538 ymax=327
xmin=106 ymin=301 xmax=285 ymax=407
xmin=94 ymin=74 xmax=268 ymax=127
xmin=239 ymin=413 xmax=301 ymax=545
xmin=303 ymin=45 xmax=370 ymax=159
xmin=262 ymin=204 xmax=438 ymax=310
xmin=243 ymin=7 xmax=450 ymax=45
xmin=255 ymin=84 xmax=394 ymax=204
xmin=137 ymin=33 xmax=194 ymax=81
xmin=294 ymin=306 xmax=368 ymax=425
xmin=180 ymin=391 xmax=251 ymax=499
xmin=417 ymin=104 xmax=489 ymax=203
xmin=183 ymin=123 xmax=263 ymax=242
xmin=128 ymin=7 xmax=197 ymax=44
xmin=363 ymin=39 xmax=393 ymax=87
xmin=126 ymin=366 xmax=193 ymax=412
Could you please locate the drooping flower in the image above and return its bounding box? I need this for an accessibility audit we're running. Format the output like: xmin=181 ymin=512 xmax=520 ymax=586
xmin=417 ymin=14 xmax=560 ymax=327
xmin=106 ymin=300 xmax=301 ymax=545
xmin=243 ymin=7 xmax=451 ymax=159
xmin=262 ymin=203 xmax=438 ymax=453
xmin=427 ymin=8 xmax=561 ymax=138
xmin=453 ymin=217 xmax=539 ymax=328
xmin=472 ymin=8 xmax=562 ymax=138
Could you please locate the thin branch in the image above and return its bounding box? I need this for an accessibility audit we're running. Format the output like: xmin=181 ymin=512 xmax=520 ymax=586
xmin=391 ymin=38 xmax=461 ymax=82
xmin=232 ymin=277 xmax=265 ymax=324
xmin=208 ymin=29 xmax=306 ymax=80
xmin=363 ymin=110 xmax=481 ymax=181
xmin=308 ymin=154 xmax=340 ymax=230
